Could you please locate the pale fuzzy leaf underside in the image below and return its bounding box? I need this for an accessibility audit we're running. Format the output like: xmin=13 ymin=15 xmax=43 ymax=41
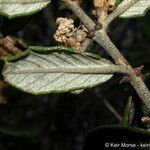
xmin=120 ymin=0 xmax=150 ymax=18
xmin=3 ymin=50 xmax=113 ymax=94
xmin=0 ymin=0 xmax=51 ymax=18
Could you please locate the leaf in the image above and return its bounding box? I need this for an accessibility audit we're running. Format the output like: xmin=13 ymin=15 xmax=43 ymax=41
xmin=83 ymin=125 xmax=150 ymax=149
xmin=141 ymin=13 xmax=150 ymax=37
xmin=0 ymin=125 xmax=42 ymax=137
xmin=120 ymin=96 xmax=134 ymax=126
xmin=3 ymin=46 xmax=113 ymax=94
xmin=0 ymin=0 xmax=51 ymax=19
xmin=120 ymin=0 xmax=150 ymax=18
xmin=71 ymin=89 xmax=84 ymax=94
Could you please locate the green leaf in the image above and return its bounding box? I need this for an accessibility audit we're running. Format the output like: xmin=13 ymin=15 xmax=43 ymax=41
xmin=3 ymin=46 xmax=113 ymax=95
xmin=84 ymin=125 xmax=150 ymax=146
xmin=120 ymin=97 xmax=134 ymax=126
xmin=141 ymin=13 xmax=150 ymax=37
xmin=0 ymin=125 xmax=41 ymax=137
xmin=0 ymin=0 xmax=51 ymax=19
xmin=120 ymin=0 xmax=150 ymax=18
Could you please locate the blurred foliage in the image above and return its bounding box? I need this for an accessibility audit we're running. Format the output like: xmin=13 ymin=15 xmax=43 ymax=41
xmin=141 ymin=13 xmax=150 ymax=37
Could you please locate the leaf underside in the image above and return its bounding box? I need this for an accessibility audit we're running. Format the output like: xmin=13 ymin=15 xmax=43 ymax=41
xmin=120 ymin=0 xmax=150 ymax=18
xmin=0 ymin=0 xmax=51 ymax=18
xmin=3 ymin=49 xmax=113 ymax=94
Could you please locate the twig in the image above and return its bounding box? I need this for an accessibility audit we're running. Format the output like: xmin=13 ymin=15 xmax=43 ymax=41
xmin=62 ymin=0 xmax=150 ymax=116
xmin=79 ymin=38 xmax=93 ymax=52
xmin=102 ymin=98 xmax=122 ymax=121
xmin=62 ymin=0 xmax=95 ymax=30
xmin=94 ymin=31 xmax=150 ymax=115
xmin=106 ymin=0 xmax=139 ymax=28
xmin=96 ymin=93 xmax=122 ymax=121
xmin=93 ymin=29 xmax=127 ymax=63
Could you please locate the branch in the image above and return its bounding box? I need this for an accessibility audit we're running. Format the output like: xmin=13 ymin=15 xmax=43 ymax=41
xmin=96 ymin=93 xmax=122 ymax=121
xmin=93 ymin=29 xmax=127 ymax=64
xmin=62 ymin=0 xmax=150 ymax=116
xmin=62 ymin=0 xmax=95 ymax=30
xmin=94 ymin=30 xmax=150 ymax=115
xmin=130 ymin=76 xmax=150 ymax=115
xmin=79 ymin=38 xmax=93 ymax=52
xmin=106 ymin=0 xmax=139 ymax=28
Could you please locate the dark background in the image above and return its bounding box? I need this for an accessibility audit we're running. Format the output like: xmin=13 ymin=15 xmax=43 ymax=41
xmin=0 ymin=1 xmax=150 ymax=150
